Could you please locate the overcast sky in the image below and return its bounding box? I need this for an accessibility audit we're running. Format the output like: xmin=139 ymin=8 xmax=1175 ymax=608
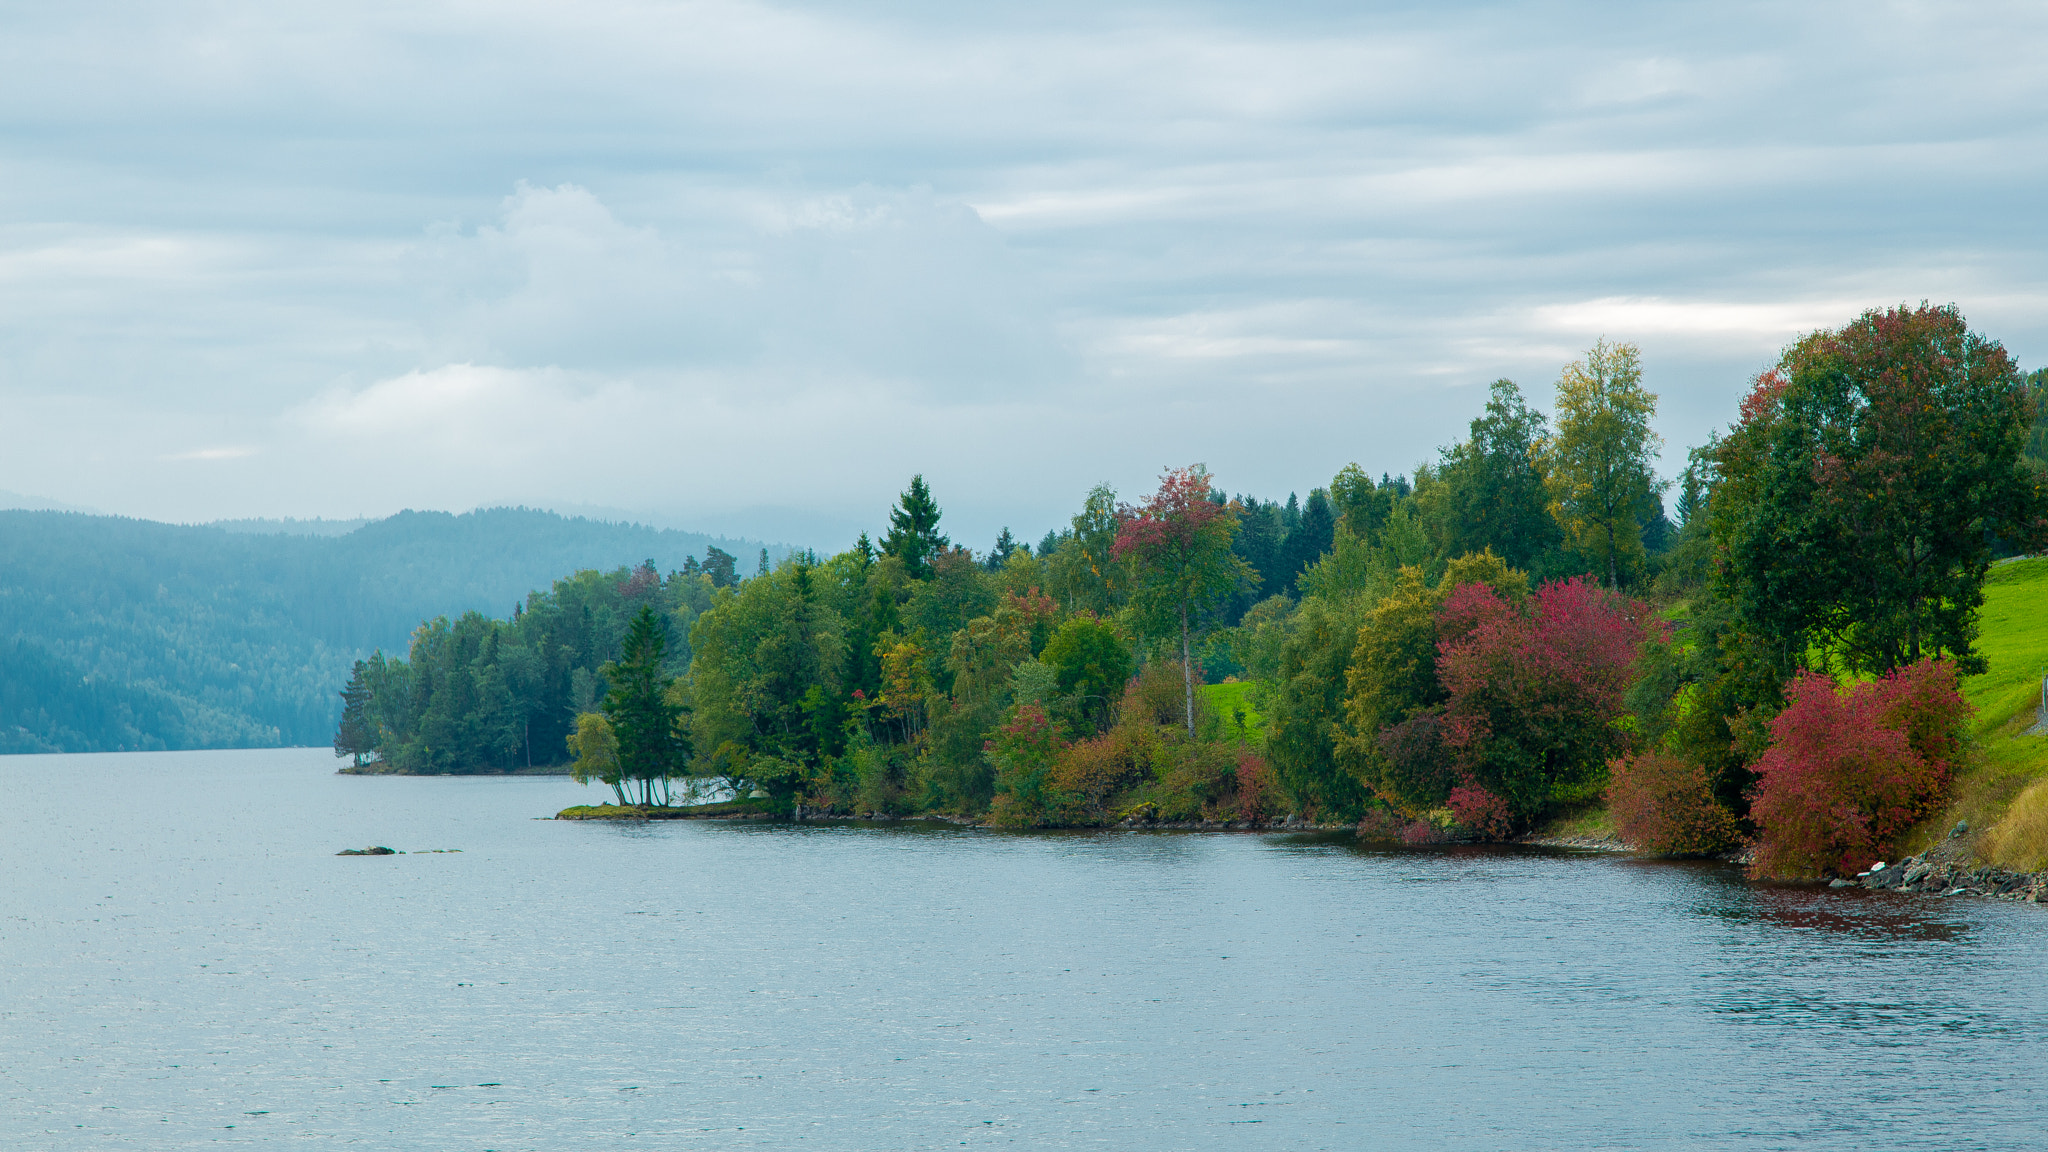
xmin=2 ymin=0 xmax=2044 ymax=551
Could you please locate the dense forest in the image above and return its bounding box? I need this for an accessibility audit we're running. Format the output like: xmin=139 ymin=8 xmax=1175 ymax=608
xmin=0 ymin=507 xmax=775 ymax=753
xmin=342 ymin=306 xmax=2048 ymax=877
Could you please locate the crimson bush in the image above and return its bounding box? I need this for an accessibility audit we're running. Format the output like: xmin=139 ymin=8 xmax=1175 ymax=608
xmin=1747 ymin=659 xmax=1968 ymax=878
xmin=1435 ymin=576 xmax=1653 ymax=834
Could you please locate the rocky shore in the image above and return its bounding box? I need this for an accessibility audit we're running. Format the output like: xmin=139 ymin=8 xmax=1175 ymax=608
xmin=1841 ymin=852 xmax=2046 ymax=901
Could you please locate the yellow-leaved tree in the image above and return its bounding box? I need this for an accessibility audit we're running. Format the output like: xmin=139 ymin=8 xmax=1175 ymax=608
xmin=1542 ymin=340 xmax=1665 ymax=588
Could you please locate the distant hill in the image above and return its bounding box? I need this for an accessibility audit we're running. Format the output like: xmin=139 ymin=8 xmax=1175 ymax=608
xmin=0 ymin=507 xmax=785 ymax=754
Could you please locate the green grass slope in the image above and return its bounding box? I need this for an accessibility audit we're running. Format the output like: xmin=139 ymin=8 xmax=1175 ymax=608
xmin=1196 ymin=682 xmax=1266 ymax=746
xmin=1938 ymin=557 xmax=2048 ymax=867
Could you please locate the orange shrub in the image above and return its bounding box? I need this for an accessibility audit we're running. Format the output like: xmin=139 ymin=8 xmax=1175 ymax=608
xmin=1607 ymin=750 xmax=1739 ymax=855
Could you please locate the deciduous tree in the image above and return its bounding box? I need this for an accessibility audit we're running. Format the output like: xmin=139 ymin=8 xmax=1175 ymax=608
xmin=1113 ymin=466 xmax=1256 ymax=737
xmin=1543 ymin=341 xmax=1664 ymax=588
xmin=1714 ymin=304 xmax=2048 ymax=679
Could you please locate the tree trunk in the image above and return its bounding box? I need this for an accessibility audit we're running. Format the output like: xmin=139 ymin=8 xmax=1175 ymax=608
xmin=1181 ymin=601 xmax=1195 ymax=739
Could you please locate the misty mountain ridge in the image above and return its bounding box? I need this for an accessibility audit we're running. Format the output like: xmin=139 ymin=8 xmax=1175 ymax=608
xmin=0 ymin=506 xmax=790 ymax=755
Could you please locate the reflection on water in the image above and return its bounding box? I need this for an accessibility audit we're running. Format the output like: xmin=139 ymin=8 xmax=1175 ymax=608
xmin=4 ymin=749 xmax=2047 ymax=1151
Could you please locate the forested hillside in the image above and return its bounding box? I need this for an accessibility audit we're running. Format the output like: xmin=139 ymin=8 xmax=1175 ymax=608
xmin=0 ymin=507 xmax=773 ymax=753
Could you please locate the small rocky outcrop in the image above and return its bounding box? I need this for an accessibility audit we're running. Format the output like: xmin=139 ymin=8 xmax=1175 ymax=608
xmin=337 ymin=846 xmax=396 ymax=856
xmin=1847 ymin=854 xmax=2045 ymax=901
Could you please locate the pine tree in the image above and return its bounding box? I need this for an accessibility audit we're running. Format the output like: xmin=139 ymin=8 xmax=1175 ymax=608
xmin=880 ymin=474 xmax=950 ymax=580
xmin=1282 ymin=490 xmax=1335 ymax=590
xmin=702 ymin=546 xmax=737 ymax=588
xmin=985 ymin=527 xmax=1018 ymax=571
xmin=333 ymin=659 xmax=377 ymax=768
xmin=599 ymin=605 xmax=688 ymax=805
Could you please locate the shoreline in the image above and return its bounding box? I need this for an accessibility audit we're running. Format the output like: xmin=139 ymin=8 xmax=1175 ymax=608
xmin=551 ymin=804 xmax=2048 ymax=902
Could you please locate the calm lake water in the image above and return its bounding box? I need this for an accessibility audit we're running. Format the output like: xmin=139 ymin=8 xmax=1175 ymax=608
xmin=4 ymin=749 xmax=2046 ymax=1150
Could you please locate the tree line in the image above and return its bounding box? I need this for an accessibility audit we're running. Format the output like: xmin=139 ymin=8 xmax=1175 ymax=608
xmin=338 ymin=304 xmax=2048 ymax=876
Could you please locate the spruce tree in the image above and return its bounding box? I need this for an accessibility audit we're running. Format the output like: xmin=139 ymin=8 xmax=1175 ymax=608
xmin=599 ymin=605 xmax=687 ymax=805
xmin=986 ymin=527 xmax=1018 ymax=571
xmin=880 ymin=474 xmax=950 ymax=579
xmin=333 ymin=660 xmax=377 ymax=767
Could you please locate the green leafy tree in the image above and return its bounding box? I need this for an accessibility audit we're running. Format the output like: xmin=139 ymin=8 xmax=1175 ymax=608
xmin=1329 ymin=464 xmax=1395 ymax=544
xmin=1542 ymin=341 xmax=1665 ymax=588
xmin=599 ymin=604 xmax=689 ymax=805
xmin=1432 ymin=380 xmax=1559 ymax=571
xmin=1046 ymin=484 xmax=1124 ymax=615
xmin=1113 ymin=466 xmax=1256 ymax=738
xmin=1264 ymin=595 xmax=1376 ymax=821
xmin=1038 ymin=614 xmax=1134 ymax=734
xmin=689 ymin=561 xmax=847 ymax=770
xmin=1714 ymin=304 xmax=2048 ymax=679
xmin=881 ymin=475 xmax=950 ymax=580
xmin=567 ymin=711 xmax=628 ymax=805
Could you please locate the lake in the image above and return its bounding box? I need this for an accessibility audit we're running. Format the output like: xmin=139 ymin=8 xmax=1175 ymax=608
xmin=4 ymin=748 xmax=2046 ymax=1149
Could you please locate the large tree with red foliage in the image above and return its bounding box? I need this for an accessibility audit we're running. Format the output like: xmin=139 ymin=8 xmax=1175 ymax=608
xmin=1113 ymin=466 xmax=1254 ymax=738
xmin=1434 ymin=576 xmax=1654 ymax=833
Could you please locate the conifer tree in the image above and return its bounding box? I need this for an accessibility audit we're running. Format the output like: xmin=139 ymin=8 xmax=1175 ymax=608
xmin=881 ymin=474 xmax=950 ymax=580
xmin=333 ymin=660 xmax=376 ymax=767
xmin=599 ymin=605 xmax=688 ymax=805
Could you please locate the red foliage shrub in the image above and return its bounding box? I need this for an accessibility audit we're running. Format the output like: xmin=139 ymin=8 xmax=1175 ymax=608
xmin=1606 ymin=750 xmax=1739 ymax=855
xmin=1356 ymin=805 xmax=1448 ymax=844
xmin=1050 ymin=725 xmax=1157 ymax=821
xmin=1748 ymin=659 xmax=1967 ymax=878
xmin=1400 ymin=820 xmax=1452 ymax=846
xmin=1233 ymin=750 xmax=1278 ymax=823
xmin=1446 ymin=784 xmax=1515 ymax=839
xmin=1434 ymin=576 xmax=1654 ymax=834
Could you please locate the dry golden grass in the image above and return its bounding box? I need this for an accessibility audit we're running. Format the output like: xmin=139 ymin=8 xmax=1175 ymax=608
xmin=1985 ymin=777 xmax=2048 ymax=872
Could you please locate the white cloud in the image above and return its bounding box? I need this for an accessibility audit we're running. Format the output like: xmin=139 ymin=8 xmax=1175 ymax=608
xmin=0 ymin=0 xmax=2045 ymax=548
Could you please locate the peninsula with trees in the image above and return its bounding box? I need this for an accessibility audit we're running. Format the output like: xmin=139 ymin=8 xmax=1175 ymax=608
xmin=334 ymin=304 xmax=2048 ymax=881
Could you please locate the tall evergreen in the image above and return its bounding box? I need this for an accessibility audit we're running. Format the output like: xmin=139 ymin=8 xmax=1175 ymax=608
xmin=600 ymin=605 xmax=687 ymax=804
xmin=986 ymin=527 xmax=1019 ymax=571
xmin=1282 ymin=489 xmax=1335 ymax=589
xmin=333 ymin=660 xmax=376 ymax=767
xmin=702 ymin=546 xmax=738 ymax=588
xmin=1232 ymin=496 xmax=1285 ymax=597
xmin=881 ymin=474 xmax=950 ymax=580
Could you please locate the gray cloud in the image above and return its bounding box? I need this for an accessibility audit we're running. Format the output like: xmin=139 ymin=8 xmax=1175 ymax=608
xmin=1 ymin=0 xmax=2044 ymax=550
